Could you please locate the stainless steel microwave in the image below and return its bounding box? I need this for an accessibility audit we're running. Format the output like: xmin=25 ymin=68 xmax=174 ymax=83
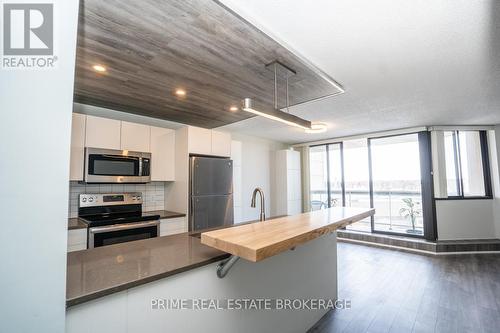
xmin=84 ymin=147 xmax=151 ymax=183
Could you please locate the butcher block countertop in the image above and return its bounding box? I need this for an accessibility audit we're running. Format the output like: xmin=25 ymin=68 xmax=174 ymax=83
xmin=201 ymin=207 xmax=375 ymax=262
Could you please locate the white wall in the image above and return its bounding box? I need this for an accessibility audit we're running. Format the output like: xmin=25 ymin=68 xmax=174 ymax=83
xmin=0 ymin=1 xmax=80 ymax=332
xmin=229 ymin=133 xmax=288 ymax=221
xmin=436 ymin=200 xmax=496 ymax=240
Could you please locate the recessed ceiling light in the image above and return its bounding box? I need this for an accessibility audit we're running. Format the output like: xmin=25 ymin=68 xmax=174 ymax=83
xmin=92 ymin=64 xmax=107 ymax=73
xmin=304 ymin=122 xmax=328 ymax=134
xmin=175 ymin=89 xmax=186 ymax=96
xmin=229 ymin=106 xmax=238 ymax=112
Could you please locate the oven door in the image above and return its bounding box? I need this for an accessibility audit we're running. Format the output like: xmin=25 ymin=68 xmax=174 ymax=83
xmin=84 ymin=147 xmax=151 ymax=183
xmin=88 ymin=220 xmax=159 ymax=248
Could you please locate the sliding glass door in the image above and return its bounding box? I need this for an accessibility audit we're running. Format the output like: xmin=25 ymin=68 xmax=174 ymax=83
xmin=369 ymin=133 xmax=424 ymax=235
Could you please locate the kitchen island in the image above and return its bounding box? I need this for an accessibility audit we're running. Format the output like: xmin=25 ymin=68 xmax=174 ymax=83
xmin=66 ymin=207 xmax=374 ymax=333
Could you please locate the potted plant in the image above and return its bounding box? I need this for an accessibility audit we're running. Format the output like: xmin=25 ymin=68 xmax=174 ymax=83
xmin=399 ymin=198 xmax=422 ymax=234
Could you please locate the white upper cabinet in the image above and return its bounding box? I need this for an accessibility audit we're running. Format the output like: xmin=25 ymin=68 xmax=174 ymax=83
xmin=211 ymin=130 xmax=231 ymax=157
xmin=85 ymin=115 xmax=121 ymax=150
xmin=70 ymin=114 xmax=177 ymax=182
xmin=121 ymin=121 xmax=150 ymax=152
xmin=69 ymin=113 xmax=86 ymax=181
xmin=187 ymin=126 xmax=212 ymax=155
xmin=186 ymin=126 xmax=231 ymax=157
xmin=150 ymin=126 xmax=175 ymax=181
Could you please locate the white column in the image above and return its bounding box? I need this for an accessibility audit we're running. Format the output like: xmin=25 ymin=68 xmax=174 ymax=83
xmin=0 ymin=1 xmax=80 ymax=332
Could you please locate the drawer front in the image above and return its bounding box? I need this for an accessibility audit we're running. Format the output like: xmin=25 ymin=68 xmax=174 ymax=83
xmin=160 ymin=217 xmax=187 ymax=236
xmin=68 ymin=229 xmax=87 ymax=252
xmin=67 ymin=243 xmax=87 ymax=252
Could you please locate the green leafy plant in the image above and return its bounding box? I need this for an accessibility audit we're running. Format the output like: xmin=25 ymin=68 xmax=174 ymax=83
xmin=399 ymin=198 xmax=421 ymax=231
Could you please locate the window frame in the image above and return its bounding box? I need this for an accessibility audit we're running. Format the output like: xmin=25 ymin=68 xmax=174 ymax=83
xmin=309 ymin=142 xmax=344 ymax=209
xmin=308 ymin=132 xmax=437 ymax=240
xmin=436 ymin=130 xmax=493 ymax=200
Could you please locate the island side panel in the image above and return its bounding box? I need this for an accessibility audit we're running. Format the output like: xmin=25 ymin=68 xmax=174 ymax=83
xmin=66 ymin=233 xmax=338 ymax=333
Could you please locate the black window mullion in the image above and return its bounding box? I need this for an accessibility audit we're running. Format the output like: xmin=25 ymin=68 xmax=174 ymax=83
xmin=479 ymin=131 xmax=493 ymax=198
xmin=451 ymin=131 xmax=463 ymax=196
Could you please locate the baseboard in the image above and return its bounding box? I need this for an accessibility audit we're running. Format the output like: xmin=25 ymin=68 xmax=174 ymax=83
xmin=337 ymin=230 xmax=500 ymax=254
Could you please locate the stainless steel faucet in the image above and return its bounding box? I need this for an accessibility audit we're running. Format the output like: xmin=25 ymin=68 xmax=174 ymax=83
xmin=251 ymin=187 xmax=266 ymax=221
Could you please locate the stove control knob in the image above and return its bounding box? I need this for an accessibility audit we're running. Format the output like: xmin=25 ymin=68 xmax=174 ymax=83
xmin=137 ymin=196 xmax=142 ymax=201
xmin=132 ymin=196 xmax=137 ymax=200
xmin=82 ymin=197 xmax=87 ymax=202
xmin=88 ymin=197 xmax=94 ymax=203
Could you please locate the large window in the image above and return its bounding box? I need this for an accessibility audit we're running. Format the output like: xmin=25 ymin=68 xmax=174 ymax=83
xmin=370 ymin=134 xmax=423 ymax=235
xmin=308 ymin=131 xmax=435 ymax=238
xmin=443 ymin=130 xmax=491 ymax=198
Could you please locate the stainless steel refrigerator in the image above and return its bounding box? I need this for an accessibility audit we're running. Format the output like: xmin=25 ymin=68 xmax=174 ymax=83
xmin=189 ymin=156 xmax=234 ymax=232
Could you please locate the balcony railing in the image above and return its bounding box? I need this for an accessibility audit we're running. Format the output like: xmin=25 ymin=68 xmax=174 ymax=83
xmin=310 ymin=189 xmax=423 ymax=235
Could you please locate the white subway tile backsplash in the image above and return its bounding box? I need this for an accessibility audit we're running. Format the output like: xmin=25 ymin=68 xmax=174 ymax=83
xmin=85 ymin=185 xmax=100 ymax=193
xmin=111 ymin=184 xmax=124 ymax=192
xmin=68 ymin=181 xmax=166 ymax=217
xmin=99 ymin=185 xmax=112 ymax=193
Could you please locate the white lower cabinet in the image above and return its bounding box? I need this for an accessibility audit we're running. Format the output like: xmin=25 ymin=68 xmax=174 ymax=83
xmin=159 ymin=217 xmax=187 ymax=236
xmin=67 ymin=229 xmax=87 ymax=252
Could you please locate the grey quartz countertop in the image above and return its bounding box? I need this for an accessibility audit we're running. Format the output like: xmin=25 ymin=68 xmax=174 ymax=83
xmin=68 ymin=218 xmax=87 ymax=230
xmin=66 ymin=233 xmax=228 ymax=307
xmin=67 ymin=210 xmax=186 ymax=230
xmin=143 ymin=210 xmax=186 ymax=219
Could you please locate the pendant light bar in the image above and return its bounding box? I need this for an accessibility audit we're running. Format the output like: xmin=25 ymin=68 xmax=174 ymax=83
xmin=242 ymin=98 xmax=312 ymax=130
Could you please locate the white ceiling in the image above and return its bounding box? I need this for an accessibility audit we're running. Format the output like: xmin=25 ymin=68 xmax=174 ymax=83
xmin=218 ymin=0 xmax=500 ymax=144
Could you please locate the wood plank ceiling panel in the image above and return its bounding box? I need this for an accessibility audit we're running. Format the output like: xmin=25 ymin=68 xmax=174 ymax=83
xmin=74 ymin=0 xmax=343 ymax=128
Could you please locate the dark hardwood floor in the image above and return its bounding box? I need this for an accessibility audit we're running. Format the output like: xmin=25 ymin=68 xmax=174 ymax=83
xmin=308 ymin=242 xmax=500 ymax=333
